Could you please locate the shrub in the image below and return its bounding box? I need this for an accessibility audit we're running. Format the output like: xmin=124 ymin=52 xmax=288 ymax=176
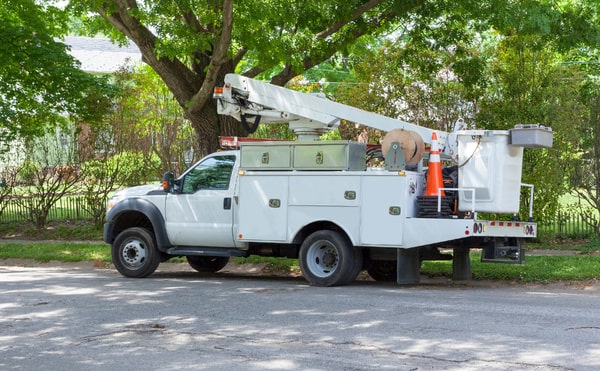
xmin=109 ymin=151 xmax=161 ymax=186
xmin=17 ymin=160 xmax=40 ymax=185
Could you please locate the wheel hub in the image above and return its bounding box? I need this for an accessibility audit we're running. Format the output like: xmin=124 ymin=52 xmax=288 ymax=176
xmin=306 ymin=242 xmax=339 ymax=278
xmin=322 ymin=251 xmax=336 ymax=266
xmin=122 ymin=240 xmax=146 ymax=267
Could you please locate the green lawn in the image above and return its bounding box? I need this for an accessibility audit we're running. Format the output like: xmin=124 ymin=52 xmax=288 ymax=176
xmin=0 ymin=241 xmax=109 ymax=263
xmin=0 ymin=240 xmax=598 ymax=283
xmin=0 ymin=220 xmax=103 ymax=240
xmin=421 ymin=253 xmax=600 ymax=283
xmin=0 ymin=220 xmax=598 ymax=283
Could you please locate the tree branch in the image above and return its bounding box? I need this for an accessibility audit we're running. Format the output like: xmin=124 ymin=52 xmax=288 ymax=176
xmin=270 ymin=65 xmax=296 ymax=86
xmin=187 ymin=0 xmax=233 ymax=113
xmin=100 ymin=0 xmax=199 ymax=105
xmin=232 ymin=47 xmax=248 ymax=67
xmin=243 ymin=66 xmax=264 ymax=79
xmin=267 ymin=2 xmax=397 ymax=86
xmin=316 ymin=0 xmax=383 ymax=39
xmin=175 ymin=1 xmax=213 ymax=34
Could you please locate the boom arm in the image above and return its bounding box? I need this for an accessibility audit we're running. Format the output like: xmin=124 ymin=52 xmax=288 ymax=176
xmin=214 ymin=74 xmax=446 ymax=145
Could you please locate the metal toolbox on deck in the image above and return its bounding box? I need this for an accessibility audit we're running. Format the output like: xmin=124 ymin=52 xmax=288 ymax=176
xmin=240 ymin=141 xmax=366 ymax=171
xmin=240 ymin=143 xmax=292 ymax=170
xmin=293 ymin=141 xmax=365 ymax=170
xmin=509 ymin=125 xmax=553 ymax=148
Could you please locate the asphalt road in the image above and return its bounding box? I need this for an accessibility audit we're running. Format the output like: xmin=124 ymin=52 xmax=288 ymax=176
xmin=1 ymin=262 xmax=599 ymax=370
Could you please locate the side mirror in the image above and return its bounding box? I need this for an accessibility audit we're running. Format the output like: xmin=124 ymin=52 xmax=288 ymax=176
xmin=162 ymin=171 xmax=175 ymax=193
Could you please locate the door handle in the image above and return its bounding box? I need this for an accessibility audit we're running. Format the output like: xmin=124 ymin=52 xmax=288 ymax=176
xmin=223 ymin=197 xmax=232 ymax=210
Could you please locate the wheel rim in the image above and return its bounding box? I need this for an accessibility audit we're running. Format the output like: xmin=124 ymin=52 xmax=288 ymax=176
xmin=121 ymin=239 xmax=147 ymax=268
xmin=305 ymin=240 xmax=339 ymax=278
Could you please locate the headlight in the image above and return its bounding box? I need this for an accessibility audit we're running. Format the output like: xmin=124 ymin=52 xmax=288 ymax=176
xmin=107 ymin=194 xmax=124 ymax=210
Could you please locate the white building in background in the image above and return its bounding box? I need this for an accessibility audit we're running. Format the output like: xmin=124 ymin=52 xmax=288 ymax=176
xmin=64 ymin=36 xmax=142 ymax=73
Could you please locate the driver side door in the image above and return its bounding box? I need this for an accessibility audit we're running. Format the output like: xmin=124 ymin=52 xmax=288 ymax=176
xmin=164 ymin=154 xmax=237 ymax=247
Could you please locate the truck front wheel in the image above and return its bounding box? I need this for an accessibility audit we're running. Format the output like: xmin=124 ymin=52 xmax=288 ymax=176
xmin=299 ymin=230 xmax=361 ymax=287
xmin=112 ymin=227 xmax=161 ymax=278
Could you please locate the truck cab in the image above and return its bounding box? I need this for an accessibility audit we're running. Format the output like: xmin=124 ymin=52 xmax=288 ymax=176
xmin=104 ymin=150 xmax=246 ymax=279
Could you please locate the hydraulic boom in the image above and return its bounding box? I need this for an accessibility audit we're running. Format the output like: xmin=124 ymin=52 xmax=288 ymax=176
xmin=214 ymin=73 xmax=446 ymax=144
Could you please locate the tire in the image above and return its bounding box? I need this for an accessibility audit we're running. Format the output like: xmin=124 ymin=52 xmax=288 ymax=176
xmin=299 ymin=230 xmax=359 ymax=287
xmin=366 ymin=260 xmax=397 ymax=282
xmin=186 ymin=256 xmax=230 ymax=273
xmin=112 ymin=227 xmax=161 ymax=278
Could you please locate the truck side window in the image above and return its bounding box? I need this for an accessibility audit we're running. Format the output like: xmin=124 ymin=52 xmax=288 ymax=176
xmin=181 ymin=155 xmax=236 ymax=194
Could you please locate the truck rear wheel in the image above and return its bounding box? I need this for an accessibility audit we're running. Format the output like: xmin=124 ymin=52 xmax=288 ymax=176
xmin=186 ymin=256 xmax=230 ymax=273
xmin=299 ymin=230 xmax=361 ymax=287
xmin=366 ymin=260 xmax=397 ymax=282
xmin=112 ymin=227 xmax=160 ymax=278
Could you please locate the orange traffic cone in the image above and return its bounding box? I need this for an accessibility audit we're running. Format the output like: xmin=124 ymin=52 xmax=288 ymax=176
xmin=424 ymin=132 xmax=445 ymax=197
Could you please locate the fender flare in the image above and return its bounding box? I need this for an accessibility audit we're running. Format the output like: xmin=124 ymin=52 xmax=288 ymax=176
xmin=103 ymin=198 xmax=172 ymax=251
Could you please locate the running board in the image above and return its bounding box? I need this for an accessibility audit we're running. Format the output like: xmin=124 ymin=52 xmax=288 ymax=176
xmin=166 ymin=247 xmax=247 ymax=258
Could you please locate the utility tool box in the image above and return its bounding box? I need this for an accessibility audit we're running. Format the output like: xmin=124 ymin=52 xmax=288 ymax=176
xmin=240 ymin=141 xmax=366 ymax=171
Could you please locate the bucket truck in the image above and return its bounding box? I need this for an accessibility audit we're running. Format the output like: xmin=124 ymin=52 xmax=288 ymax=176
xmin=104 ymin=74 xmax=552 ymax=286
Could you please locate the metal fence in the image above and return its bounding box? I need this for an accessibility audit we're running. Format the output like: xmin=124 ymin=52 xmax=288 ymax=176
xmin=538 ymin=210 xmax=598 ymax=238
xmin=0 ymin=192 xmax=96 ymax=223
xmin=0 ymin=193 xmax=598 ymax=238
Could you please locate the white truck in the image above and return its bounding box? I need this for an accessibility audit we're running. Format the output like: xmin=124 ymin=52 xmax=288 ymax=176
xmin=103 ymin=74 xmax=553 ymax=286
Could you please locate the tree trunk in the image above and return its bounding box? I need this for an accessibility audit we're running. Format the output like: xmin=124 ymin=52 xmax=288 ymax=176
xmin=184 ymin=98 xmax=248 ymax=157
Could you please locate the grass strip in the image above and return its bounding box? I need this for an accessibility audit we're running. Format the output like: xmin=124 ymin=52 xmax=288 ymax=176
xmin=0 ymin=242 xmax=111 ymax=263
xmin=233 ymin=256 xmax=300 ymax=274
xmin=0 ymin=242 xmax=598 ymax=283
xmin=421 ymin=253 xmax=600 ymax=283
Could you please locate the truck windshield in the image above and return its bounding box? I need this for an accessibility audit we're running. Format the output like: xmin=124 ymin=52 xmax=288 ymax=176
xmin=181 ymin=155 xmax=236 ymax=193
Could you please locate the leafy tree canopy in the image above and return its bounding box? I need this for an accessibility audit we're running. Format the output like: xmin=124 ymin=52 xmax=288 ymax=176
xmin=0 ymin=0 xmax=115 ymax=145
xmin=68 ymin=0 xmax=599 ymax=155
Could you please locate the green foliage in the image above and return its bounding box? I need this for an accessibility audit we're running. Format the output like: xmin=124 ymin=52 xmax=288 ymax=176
xmin=0 ymin=0 xmax=116 ymax=144
xmin=105 ymin=65 xmax=199 ymax=174
xmin=333 ymin=23 xmax=594 ymax=227
xmin=562 ymin=48 xmax=600 ymax=237
xmin=0 ymin=220 xmax=102 ymax=241
xmin=80 ymin=159 xmax=120 ymax=226
xmin=296 ymin=58 xmax=355 ymax=96
xmin=580 ymin=237 xmax=600 ymax=254
xmin=67 ymin=0 xmax=600 ymax=156
xmin=320 ymin=129 xmax=343 ymax=141
xmin=488 ymin=0 xmax=600 ymax=50
xmin=17 ymin=160 xmax=40 ymax=185
xmin=108 ymin=151 xmax=161 ymax=186
xmin=0 ymin=238 xmax=596 ymax=283
xmin=0 ymin=242 xmax=109 ymax=263
xmin=0 ymin=158 xmax=17 ymax=218
xmin=421 ymin=253 xmax=600 ymax=283
xmin=233 ymin=0 xmax=399 ymax=77
xmin=81 ymin=159 xmax=115 ymax=182
xmin=335 ymin=37 xmax=483 ymax=142
xmin=249 ymin=124 xmax=296 ymax=141
xmin=477 ymin=35 xmax=587 ymax=223
xmin=14 ymin=137 xmax=83 ymax=228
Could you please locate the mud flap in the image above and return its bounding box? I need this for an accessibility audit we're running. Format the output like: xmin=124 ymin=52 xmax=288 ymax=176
xmin=452 ymin=247 xmax=472 ymax=280
xmin=396 ymin=248 xmax=420 ymax=285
